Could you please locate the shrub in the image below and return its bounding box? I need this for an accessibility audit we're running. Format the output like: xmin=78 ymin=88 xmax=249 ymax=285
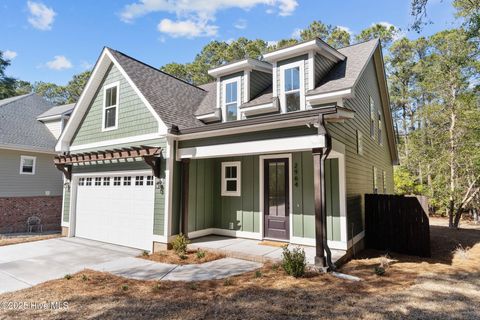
xmin=189 ymin=282 xmax=198 ymax=290
xmin=121 ymin=284 xmax=129 ymax=291
xmin=152 ymin=283 xmax=162 ymax=293
xmin=272 ymin=264 xmax=279 ymax=271
xmin=374 ymin=266 xmax=386 ymax=276
xmin=172 ymin=234 xmax=190 ymax=256
xmin=281 ymin=246 xmax=306 ymax=278
xmin=64 ymin=274 xmax=72 ymax=280
xmin=196 ymin=249 xmax=206 ymax=259
xmin=142 ymin=250 xmax=149 ymax=257
xmin=254 ymin=270 xmax=262 ymax=278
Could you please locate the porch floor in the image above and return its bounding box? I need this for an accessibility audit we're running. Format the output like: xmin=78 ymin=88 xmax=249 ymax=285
xmin=189 ymin=236 xmax=347 ymax=266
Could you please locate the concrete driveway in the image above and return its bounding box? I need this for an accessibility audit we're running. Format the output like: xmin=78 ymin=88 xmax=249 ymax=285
xmin=0 ymin=237 xmax=141 ymax=294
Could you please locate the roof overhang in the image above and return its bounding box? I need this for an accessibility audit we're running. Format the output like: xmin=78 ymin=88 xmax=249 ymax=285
xmin=0 ymin=143 xmax=56 ymax=155
xmin=196 ymin=109 xmax=221 ymax=123
xmin=263 ymin=38 xmax=346 ymax=63
xmin=306 ymin=88 xmax=354 ymax=105
xmin=208 ymin=59 xmax=272 ymax=77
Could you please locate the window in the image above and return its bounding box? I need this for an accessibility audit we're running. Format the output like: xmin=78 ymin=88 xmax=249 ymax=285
xmin=373 ymin=167 xmax=378 ymax=194
xmin=19 ymin=156 xmax=36 ymax=175
xmin=123 ymin=176 xmax=131 ymax=186
xmin=103 ymin=82 xmax=119 ymax=130
xmin=383 ymin=170 xmax=387 ymax=194
xmin=370 ymin=96 xmax=375 ymax=138
xmin=86 ymin=177 xmax=92 ymax=186
xmin=223 ymin=79 xmax=240 ymax=122
xmin=221 ymin=162 xmax=241 ymax=196
xmin=114 ymin=177 xmax=122 ymax=186
xmin=103 ymin=177 xmax=110 ymax=186
xmin=280 ymin=61 xmax=304 ymax=113
xmin=356 ymin=130 xmax=363 ymax=155
xmin=378 ymin=110 xmax=383 ymax=145
xmin=135 ymin=176 xmax=144 ymax=186
xmin=78 ymin=178 xmax=85 ymax=186
xmin=95 ymin=177 xmax=102 ymax=186
xmin=146 ymin=176 xmax=154 ymax=186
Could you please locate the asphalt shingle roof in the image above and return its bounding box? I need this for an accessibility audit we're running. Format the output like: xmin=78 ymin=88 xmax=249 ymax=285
xmin=241 ymin=85 xmax=273 ymax=108
xmin=108 ymin=48 xmax=208 ymax=130
xmin=195 ymin=82 xmax=217 ymax=116
xmin=37 ymin=103 xmax=75 ymax=119
xmin=0 ymin=93 xmax=57 ymax=150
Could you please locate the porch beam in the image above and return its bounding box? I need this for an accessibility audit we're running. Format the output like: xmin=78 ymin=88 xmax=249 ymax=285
xmin=180 ymin=158 xmax=190 ymax=236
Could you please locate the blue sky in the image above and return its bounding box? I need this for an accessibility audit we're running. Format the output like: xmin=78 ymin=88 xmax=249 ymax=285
xmin=1 ymin=0 xmax=458 ymax=85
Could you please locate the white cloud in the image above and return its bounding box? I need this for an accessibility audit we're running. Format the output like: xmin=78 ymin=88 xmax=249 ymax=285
xmin=291 ymin=28 xmax=302 ymax=39
xmin=158 ymin=19 xmax=218 ymax=38
xmin=27 ymin=1 xmax=56 ymax=31
xmin=234 ymin=19 xmax=247 ymax=30
xmin=121 ymin=0 xmax=298 ymax=38
xmin=3 ymin=50 xmax=17 ymax=60
xmin=46 ymin=55 xmax=73 ymax=70
xmin=337 ymin=25 xmax=353 ymax=35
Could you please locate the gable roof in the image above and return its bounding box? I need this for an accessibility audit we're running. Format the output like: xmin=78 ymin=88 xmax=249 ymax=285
xmin=108 ymin=49 xmax=207 ymax=129
xmin=37 ymin=103 xmax=75 ymax=120
xmin=0 ymin=93 xmax=57 ymax=152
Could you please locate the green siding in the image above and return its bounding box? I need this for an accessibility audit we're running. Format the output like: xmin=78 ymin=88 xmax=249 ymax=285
xmin=323 ymin=58 xmax=395 ymax=239
xmin=71 ymin=64 xmax=158 ymax=146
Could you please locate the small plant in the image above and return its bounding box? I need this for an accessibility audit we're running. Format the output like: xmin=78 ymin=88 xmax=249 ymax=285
xmin=272 ymin=264 xmax=279 ymax=271
xmin=152 ymin=283 xmax=162 ymax=293
xmin=254 ymin=270 xmax=262 ymax=278
xmin=374 ymin=266 xmax=386 ymax=276
xmin=142 ymin=250 xmax=149 ymax=257
xmin=81 ymin=274 xmax=89 ymax=281
xmin=223 ymin=278 xmax=233 ymax=286
xmin=196 ymin=249 xmax=206 ymax=259
xmin=453 ymin=244 xmax=470 ymax=260
xmin=189 ymin=282 xmax=198 ymax=290
xmin=172 ymin=234 xmax=190 ymax=256
xmin=121 ymin=284 xmax=129 ymax=291
xmin=179 ymin=254 xmax=188 ymax=260
xmin=281 ymin=246 xmax=306 ymax=278
xmin=64 ymin=274 xmax=72 ymax=280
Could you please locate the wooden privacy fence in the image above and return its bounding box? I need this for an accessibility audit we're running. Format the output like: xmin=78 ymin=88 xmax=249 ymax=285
xmin=365 ymin=194 xmax=431 ymax=257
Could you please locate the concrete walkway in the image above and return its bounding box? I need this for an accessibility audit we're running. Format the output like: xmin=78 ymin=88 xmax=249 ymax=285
xmin=0 ymin=237 xmax=261 ymax=295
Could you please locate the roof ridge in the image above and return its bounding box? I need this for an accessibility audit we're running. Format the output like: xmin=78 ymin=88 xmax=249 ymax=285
xmin=106 ymin=47 xmax=206 ymax=92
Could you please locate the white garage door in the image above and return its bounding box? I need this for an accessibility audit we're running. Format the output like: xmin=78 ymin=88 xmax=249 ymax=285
xmin=75 ymin=174 xmax=155 ymax=251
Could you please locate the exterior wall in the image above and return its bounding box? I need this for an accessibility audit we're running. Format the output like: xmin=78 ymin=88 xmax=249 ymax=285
xmin=71 ymin=63 xmax=158 ymax=147
xmin=61 ymin=138 xmax=167 ymax=236
xmin=325 ymin=58 xmax=395 ymax=239
xmin=250 ymin=70 xmax=271 ymax=99
xmin=184 ymin=153 xmax=341 ymax=241
xmin=314 ymin=53 xmax=336 ymax=86
xmin=43 ymin=119 xmax=63 ymax=139
xmin=0 ymin=149 xmax=62 ymax=197
xmin=0 ymin=196 xmax=62 ymax=233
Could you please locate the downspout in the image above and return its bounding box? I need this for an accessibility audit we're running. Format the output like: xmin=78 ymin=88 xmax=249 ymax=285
xmin=316 ymin=111 xmax=336 ymax=271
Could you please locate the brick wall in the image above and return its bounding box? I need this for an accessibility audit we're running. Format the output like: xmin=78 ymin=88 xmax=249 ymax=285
xmin=0 ymin=196 xmax=62 ymax=233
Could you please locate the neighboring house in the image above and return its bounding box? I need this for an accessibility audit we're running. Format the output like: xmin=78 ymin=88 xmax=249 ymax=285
xmin=0 ymin=94 xmax=74 ymax=233
xmin=55 ymin=38 xmax=398 ymax=266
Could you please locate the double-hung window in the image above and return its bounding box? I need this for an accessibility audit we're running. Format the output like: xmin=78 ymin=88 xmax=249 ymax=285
xmin=280 ymin=61 xmax=304 ymax=113
xmin=223 ymin=79 xmax=240 ymax=122
xmin=19 ymin=156 xmax=36 ymax=175
xmin=103 ymin=82 xmax=119 ymax=131
xmin=221 ymin=162 xmax=241 ymax=196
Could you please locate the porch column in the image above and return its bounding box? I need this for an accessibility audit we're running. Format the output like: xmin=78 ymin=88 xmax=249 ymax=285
xmin=312 ymin=147 xmax=327 ymax=267
xmin=180 ymin=158 xmax=190 ymax=236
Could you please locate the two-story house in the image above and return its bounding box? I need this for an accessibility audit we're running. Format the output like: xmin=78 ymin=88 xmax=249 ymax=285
xmin=55 ymin=38 xmax=398 ymax=266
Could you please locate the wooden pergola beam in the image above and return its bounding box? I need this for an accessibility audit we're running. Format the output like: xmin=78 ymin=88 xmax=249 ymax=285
xmin=54 ymin=146 xmax=162 ymax=165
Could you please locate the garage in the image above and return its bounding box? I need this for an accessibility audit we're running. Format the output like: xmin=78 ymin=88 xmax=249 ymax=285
xmin=74 ymin=174 xmax=155 ymax=251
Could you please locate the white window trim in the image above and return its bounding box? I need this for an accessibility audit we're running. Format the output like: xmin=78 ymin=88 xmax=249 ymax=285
xmin=378 ymin=110 xmax=383 ymax=146
xmin=369 ymin=95 xmax=375 ymax=139
xmin=221 ymin=161 xmax=241 ymax=196
xmin=279 ymin=60 xmax=305 ymax=113
xmin=102 ymin=81 xmax=120 ymax=132
xmin=221 ymin=76 xmax=241 ymax=122
xmin=19 ymin=155 xmax=36 ymax=175
xmin=373 ymin=166 xmax=378 ymax=193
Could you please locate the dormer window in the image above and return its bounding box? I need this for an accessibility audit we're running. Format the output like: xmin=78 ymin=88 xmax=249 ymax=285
xmin=222 ymin=77 xmax=241 ymax=122
xmin=280 ymin=61 xmax=305 ymax=113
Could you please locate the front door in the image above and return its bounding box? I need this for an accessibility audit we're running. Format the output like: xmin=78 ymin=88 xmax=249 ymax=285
xmin=264 ymin=158 xmax=289 ymax=240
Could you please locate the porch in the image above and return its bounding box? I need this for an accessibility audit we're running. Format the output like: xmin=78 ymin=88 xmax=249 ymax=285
xmin=189 ymin=235 xmax=347 ymax=266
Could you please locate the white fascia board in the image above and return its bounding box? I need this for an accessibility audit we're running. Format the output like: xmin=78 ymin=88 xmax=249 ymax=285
xmin=0 ymin=144 xmax=56 ymax=155
xmin=306 ymin=88 xmax=354 ymax=105
xmin=37 ymin=114 xmax=63 ymax=122
xmin=177 ymin=134 xmax=325 ymax=159
xmin=240 ymin=103 xmax=277 ymax=116
xmin=208 ymin=59 xmax=272 ymax=77
xmin=196 ymin=109 xmax=221 ymax=122
xmin=264 ymin=39 xmax=345 ymax=63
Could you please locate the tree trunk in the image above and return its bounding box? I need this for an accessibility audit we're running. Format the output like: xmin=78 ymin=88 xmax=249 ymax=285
xmin=453 ymin=208 xmax=462 ymax=228
xmin=448 ymin=88 xmax=457 ymax=229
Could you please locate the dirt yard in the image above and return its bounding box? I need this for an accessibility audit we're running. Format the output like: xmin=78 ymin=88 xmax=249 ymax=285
xmin=141 ymin=249 xmax=225 ymax=265
xmin=0 ymin=233 xmax=61 ymax=247
xmin=1 ymin=217 xmax=479 ymax=319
